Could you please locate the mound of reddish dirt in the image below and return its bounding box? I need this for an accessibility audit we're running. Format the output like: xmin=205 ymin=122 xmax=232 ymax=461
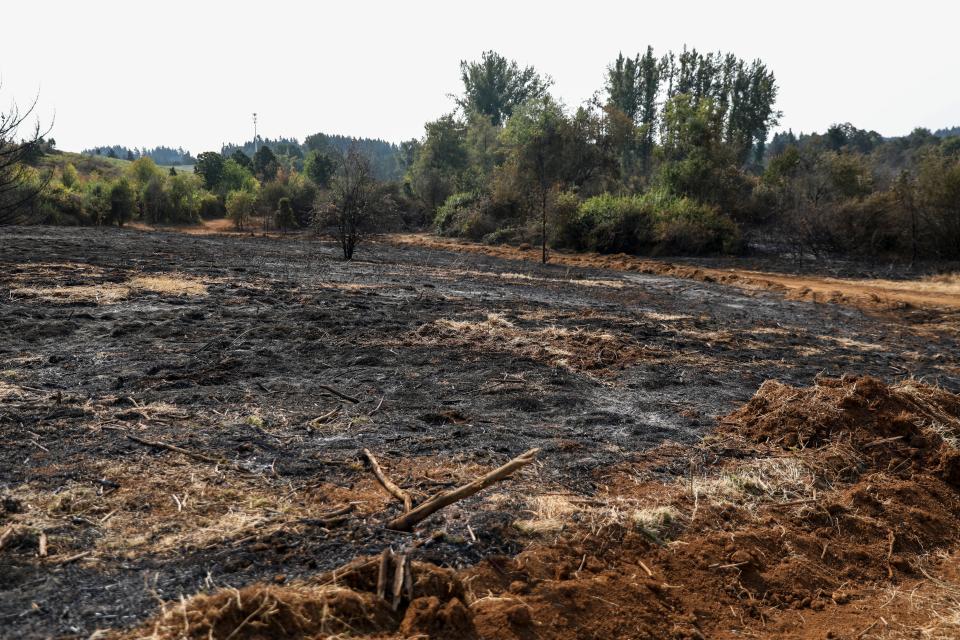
xmin=139 ymin=555 xmax=474 ymax=639
xmin=129 ymin=376 xmax=960 ymax=639
xmin=464 ymin=377 xmax=960 ymax=639
xmin=727 ymin=375 xmax=960 ymax=485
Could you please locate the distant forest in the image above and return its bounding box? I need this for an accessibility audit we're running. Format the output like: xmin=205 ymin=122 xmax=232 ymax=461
xmin=7 ymin=46 xmax=960 ymax=263
xmin=221 ymin=134 xmax=403 ymax=181
xmin=81 ymin=134 xmax=403 ymax=182
xmin=82 ymin=145 xmax=197 ymax=166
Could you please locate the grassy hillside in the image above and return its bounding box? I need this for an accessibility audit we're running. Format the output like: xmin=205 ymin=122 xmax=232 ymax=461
xmin=38 ymin=151 xmax=128 ymax=180
xmin=39 ymin=152 xmax=194 ymax=180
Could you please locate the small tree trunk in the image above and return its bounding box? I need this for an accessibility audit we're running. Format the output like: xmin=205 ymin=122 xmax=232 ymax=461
xmin=541 ymin=184 xmax=548 ymax=264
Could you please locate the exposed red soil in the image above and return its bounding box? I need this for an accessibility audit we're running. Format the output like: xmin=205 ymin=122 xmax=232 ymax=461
xmin=123 ymin=375 xmax=960 ymax=639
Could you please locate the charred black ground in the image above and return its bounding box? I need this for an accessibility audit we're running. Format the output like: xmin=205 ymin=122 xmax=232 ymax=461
xmin=0 ymin=227 xmax=956 ymax=638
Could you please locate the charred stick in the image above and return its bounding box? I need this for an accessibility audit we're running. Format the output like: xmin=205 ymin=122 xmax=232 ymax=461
xmin=126 ymin=433 xmax=222 ymax=464
xmin=362 ymin=449 xmax=413 ymax=512
xmin=318 ymin=384 xmax=360 ymax=404
xmin=387 ymin=448 xmax=540 ymax=532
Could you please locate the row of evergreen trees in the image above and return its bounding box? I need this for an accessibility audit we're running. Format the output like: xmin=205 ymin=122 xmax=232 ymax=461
xmin=82 ymin=145 xmax=197 ymax=165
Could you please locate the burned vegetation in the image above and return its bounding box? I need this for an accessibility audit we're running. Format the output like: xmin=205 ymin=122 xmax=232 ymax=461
xmin=2 ymin=226 xmax=960 ymax=639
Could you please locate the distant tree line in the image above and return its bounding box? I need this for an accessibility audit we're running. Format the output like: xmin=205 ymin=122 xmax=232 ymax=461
xmin=82 ymin=145 xmax=197 ymax=165
xmin=759 ymin=124 xmax=960 ymax=262
xmin=5 ymin=51 xmax=960 ymax=264
xmin=221 ymin=134 xmax=403 ymax=181
xmin=399 ymin=48 xmax=960 ymax=262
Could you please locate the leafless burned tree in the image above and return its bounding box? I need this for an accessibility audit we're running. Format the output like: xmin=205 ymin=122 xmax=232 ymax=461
xmin=0 ymin=85 xmax=53 ymax=224
xmin=314 ymin=148 xmax=395 ymax=260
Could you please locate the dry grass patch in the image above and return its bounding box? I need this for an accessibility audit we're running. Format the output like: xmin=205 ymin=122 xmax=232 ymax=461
xmin=4 ymin=458 xmax=366 ymax=561
xmin=402 ymin=313 xmax=653 ymax=374
xmin=11 ymin=272 xmax=209 ymax=303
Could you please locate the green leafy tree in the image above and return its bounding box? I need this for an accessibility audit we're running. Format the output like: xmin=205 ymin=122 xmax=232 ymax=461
xmin=457 ymin=51 xmax=552 ymax=126
xmin=129 ymin=156 xmax=163 ymax=190
xmin=304 ymin=149 xmax=337 ymax=188
xmin=253 ymin=145 xmax=279 ymax=181
xmin=501 ymin=96 xmax=570 ymax=263
xmin=167 ymin=174 xmax=201 ymax=223
xmin=226 ymin=189 xmax=257 ymax=231
xmin=220 ymin=159 xmax=258 ymax=194
xmin=231 ymin=149 xmax=254 ymax=173
xmin=194 ymin=152 xmax=225 ymax=191
xmin=141 ymin=176 xmax=169 ymax=223
xmin=606 ymin=53 xmax=642 ymax=121
xmin=109 ymin=179 xmax=136 ymax=227
xmin=83 ymin=181 xmax=111 ymax=225
xmin=408 ymin=115 xmax=469 ymax=213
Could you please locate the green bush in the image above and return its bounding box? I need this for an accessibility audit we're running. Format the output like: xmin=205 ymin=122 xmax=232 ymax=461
xmin=434 ymin=192 xmax=497 ymax=240
xmin=197 ymin=192 xmax=223 ymax=219
xmin=554 ymin=190 xmax=740 ymax=256
xmin=652 ymin=196 xmax=741 ymax=254
xmin=577 ymin=193 xmax=655 ymax=253
xmin=434 ymin=191 xmax=476 ymax=233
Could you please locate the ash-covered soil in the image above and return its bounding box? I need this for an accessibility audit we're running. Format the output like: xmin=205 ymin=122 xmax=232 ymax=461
xmin=0 ymin=226 xmax=957 ymax=638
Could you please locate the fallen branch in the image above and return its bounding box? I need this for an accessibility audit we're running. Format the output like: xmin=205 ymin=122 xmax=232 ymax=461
xmin=126 ymin=433 xmax=223 ymax=465
xmin=362 ymin=449 xmax=413 ymax=512
xmin=318 ymin=384 xmax=360 ymax=404
xmin=299 ymin=503 xmax=356 ymax=528
xmin=50 ymin=550 xmax=93 ymax=565
xmin=387 ymin=448 xmax=539 ymax=532
xmin=0 ymin=526 xmax=15 ymax=552
xmin=308 ymin=407 xmax=340 ymax=428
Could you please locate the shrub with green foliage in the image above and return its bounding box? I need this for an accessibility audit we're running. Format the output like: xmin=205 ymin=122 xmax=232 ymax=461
xmin=226 ymin=189 xmax=257 ymax=230
xmin=108 ymin=179 xmax=136 ymax=227
xmin=434 ymin=192 xmax=498 ymax=240
xmin=651 ymin=194 xmax=741 ymax=254
xmin=555 ymin=190 xmax=739 ymax=255
xmin=567 ymin=193 xmax=654 ymax=253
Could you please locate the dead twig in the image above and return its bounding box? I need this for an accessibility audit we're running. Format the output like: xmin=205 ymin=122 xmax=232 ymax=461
xmin=299 ymin=503 xmax=357 ymax=528
xmin=362 ymin=449 xmax=413 ymax=512
xmin=308 ymin=407 xmax=340 ymax=428
xmin=0 ymin=526 xmax=15 ymax=551
xmin=126 ymin=433 xmax=223 ymax=465
xmin=387 ymin=448 xmax=539 ymax=532
xmin=50 ymin=550 xmax=93 ymax=565
xmin=317 ymin=384 xmax=360 ymax=404
xmin=376 ymin=548 xmax=392 ymax=600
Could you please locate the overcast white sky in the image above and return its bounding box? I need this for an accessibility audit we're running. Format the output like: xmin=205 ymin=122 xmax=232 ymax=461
xmin=3 ymin=1 xmax=958 ymax=153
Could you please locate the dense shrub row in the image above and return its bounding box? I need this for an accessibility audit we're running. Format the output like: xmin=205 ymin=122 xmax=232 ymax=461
xmin=435 ymin=189 xmax=741 ymax=256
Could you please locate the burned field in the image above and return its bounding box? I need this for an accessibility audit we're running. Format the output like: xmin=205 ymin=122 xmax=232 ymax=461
xmin=2 ymin=226 xmax=960 ymax=639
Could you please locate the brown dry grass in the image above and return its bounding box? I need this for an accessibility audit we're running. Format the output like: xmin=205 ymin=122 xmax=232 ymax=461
xmin=10 ymin=267 xmax=209 ymax=303
xmin=394 ymin=312 xmax=656 ymax=375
